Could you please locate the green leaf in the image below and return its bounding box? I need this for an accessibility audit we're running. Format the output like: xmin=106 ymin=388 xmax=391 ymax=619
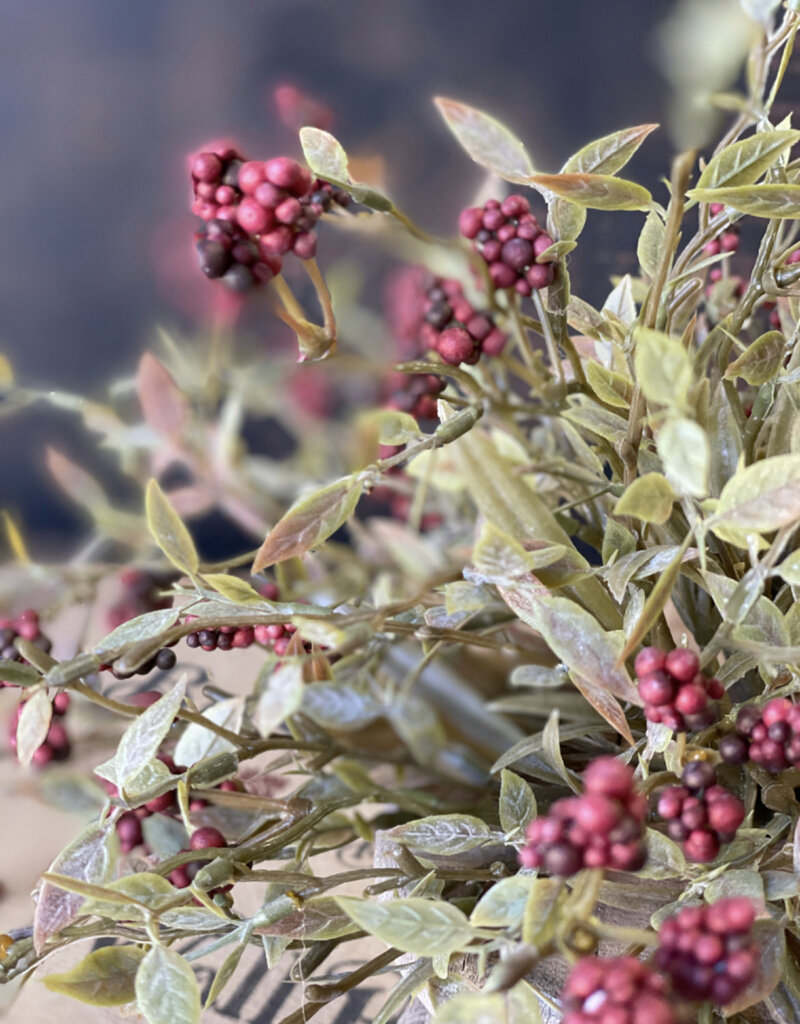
xmin=471 ymin=875 xmax=537 ymax=928
xmin=703 ymin=868 xmax=764 ymax=905
xmin=697 ymin=129 xmax=799 ymax=191
xmin=204 ymin=944 xmax=246 ymax=1009
xmin=634 ymin=327 xmax=693 ymax=413
xmin=637 ymin=210 xmax=666 ymax=278
xmin=434 ymin=97 xmax=534 ymax=183
xmin=301 ymin=678 xmax=382 ymax=730
xmin=91 ymin=607 xmax=177 ymax=661
xmin=299 ymin=126 xmax=349 ymax=181
xmin=499 ymin=769 xmax=537 ymax=835
xmin=135 ymin=944 xmax=200 ymax=1024
xmin=687 ymin=183 xmax=800 ymax=217
xmin=254 ymin=663 xmax=305 ymax=737
xmin=499 ymin=578 xmax=639 ymax=706
xmin=33 ymin=820 xmax=118 ymax=953
xmin=0 ymin=659 xmax=40 ymax=686
xmin=44 ymin=945 xmax=146 ymax=1007
xmin=522 ymin=876 xmax=566 ymax=946
xmin=16 ymin=688 xmax=52 ymax=767
xmin=201 ymin=574 xmax=265 ymax=605
xmin=563 ymin=123 xmax=659 ymax=176
xmin=173 ymin=695 xmax=243 ymax=768
xmin=299 ymin=127 xmax=394 ymax=211
xmin=472 ymin=522 xmax=539 ymax=583
xmin=432 ymin=993 xmax=506 ymax=1024
xmin=657 ymin=417 xmax=710 ymax=498
xmin=82 ymin=873 xmax=178 ymax=920
xmin=614 ymin=472 xmax=676 ymax=524
xmin=529 ymin=172 xmax=651 ymax=210
xmin=637 ymin=828 xmax=686 ymax=879
xmin=550 ymin=199 xmax=587 ymax=242
xmin=145 ymin=479 xmax=198 ymax=576
xmin=585 ymin=361 xmax=633 ymax=408
xmin=368 ymin=409 xmax=423 ymax=446
xmin=541 ymin=709 xmax=575 ymax=788
xmin=710 ymin=454 xmax=800 ymax=546
xmin=724 ymin=330 xmax=784 ymax=385
xmin=334 ymin=896 xmax=473 ymax=957
xmin=778 ymin=549 xmax=800 ymax=585
xmin=251 ymin=476 xmax=362 ymax=571
xmin=95 ymin=678 xmax=186 ymax=793
xmin=619 ymin=534 xmax=693 ymax=663
xmin=394 ymin=815 xmax=498 ymax=856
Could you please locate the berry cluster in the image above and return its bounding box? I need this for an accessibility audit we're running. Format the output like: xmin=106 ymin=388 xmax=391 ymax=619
xmin=561 ymin=956 xmax=677 ymax=1024
xmin=519 ymin=756 xmax=647 ymax=876
xmin=653 ymin=761 xmax=745 ymax=863
xmin=169 ymin=825 xmax=229 ymax=890
xmin=9 ymin=691 xmax=71 ymax=768
xmin=101 ymin=645 xmax=177 ymax=680
xmin=635 ymin=647 xmax=723 ymax=733
xmin=0 ymin=610 xmax=52 ymax=666
xmin=384 ymin=267 xmax=506 ymax=366
xmin=191 ymin=148 xmax=347 ymax=291
xmin=720 ymin=697 xmax=800 ymax=773
xmin=459 ymin=196 xmax=556 ymax=295
xmin=185 ymin=583 xmax=313 ymax=658
xmin=656 ymin=899 xmax=757 ymax=1005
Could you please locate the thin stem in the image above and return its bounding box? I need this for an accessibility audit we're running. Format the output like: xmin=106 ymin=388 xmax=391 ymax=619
xmin=532 ymin=289 xmax=566 ymax=397
xmin=303 ymin=257 xmax=336 ymax=340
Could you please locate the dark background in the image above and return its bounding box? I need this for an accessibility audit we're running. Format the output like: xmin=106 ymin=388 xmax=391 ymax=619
xmin=0 ymin=0 xmax=713 ymax=552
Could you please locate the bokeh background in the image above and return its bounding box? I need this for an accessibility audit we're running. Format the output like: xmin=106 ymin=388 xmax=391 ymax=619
xmin=0 ymin=0 xmax=785 ymax=554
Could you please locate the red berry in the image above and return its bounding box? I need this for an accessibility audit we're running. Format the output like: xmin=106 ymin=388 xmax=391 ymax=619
xmin=525 ymin=263 xmax=555 ymax=289
xmin=237 ymin=197 xmax=272 ymax=235
xmin=638 ymin=671 xmax=675 ymax=706
xmin=193 ymin=153 xmax=223 ymax=182
xmin=190 ymin=826 xmax=227 ymax=851
xmin=458 ymin=207 xmax=484 ymax=239
xmin=664 ymin=648 xmax=699 ymax=682
xmin=438 ymin=327 xmax=475 ymax=365
xmin=635 ymin=647 xmax=666 ymax=677
xmin=238 ymin=161 xmax=265 ymax=194
xmin=583 ymin=756 xmax=634 ymax=801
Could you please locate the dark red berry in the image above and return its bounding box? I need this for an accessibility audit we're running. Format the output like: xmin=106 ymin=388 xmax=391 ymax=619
xmin=190 ymin=826 xmax=227 ymax=851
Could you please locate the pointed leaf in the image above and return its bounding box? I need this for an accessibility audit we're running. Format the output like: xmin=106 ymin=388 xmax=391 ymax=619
xmin=95 ymin=678 xmax=185 ymax=791
xmin=145 ymin=479 xmax=198 ymax=576
xmin=92 ymin=607 xmax=177 ymax=661
xmin=638 ymin=210 xmax=666 ymax=277
xmin=470 ymin=875 xmax=537 ymax=928
xmin=434 ymin=97 xmax=534 ymax=183
xmin=499 ymin=769 xmax=537 ymax=835
xmin=43 ymin=945 xmax=146 ymax=1007
xmin=137 ymin=353 xmax=188 ymax=437
xmin=252 ymin=476 xmax=362 ymax=571
xmin=394 ymin=815 xmax=497 ymax=856
xmin=499 ymin=578 xmax=640 ymax=705
xmin=688 ymin=183 xmax=800 ymax=217
xmin=135 ymin=944 xmax=200 ymax=1024
xmin=529 ymin=172 xmax=651 ymax=210
xmin=299 ymin=126 xmax=349 ymax=181
xmin=696 ymin=129 xmax=800 ymax=190
xmin=172 ymin=695 xmax=243 ymax=768
xmin=254 ymin=663 xmax=304 ymax=737
xmin=563 ymin=123 xmax=659 ymax=176
xmin=46 ymin=448 xmax=109 ymax=514
xmin=202 ymin=573 xmax=265 ymax=605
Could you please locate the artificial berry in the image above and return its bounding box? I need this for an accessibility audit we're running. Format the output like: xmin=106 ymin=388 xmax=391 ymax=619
xmin=520 ymin=756 xmax=647 ymax=876
xmin=656 ymin=898 xmax=757 ymax=1004
xmin=561 ymin=956 xmax=678 ymax=1024
xmin=460 ymin=195 xmax=556 ymax=296
xmin=653 ymin=761 xmax=744 ymax=863
xmin=636 ymin=646 xmax=721 ymax=733
xmin=0 ymin=610 xmax=52 ymax=669
xmin=190 ymin=826 xmax=227 ymax=850
xmin=721 ymin=697 xmax=800 ymax=773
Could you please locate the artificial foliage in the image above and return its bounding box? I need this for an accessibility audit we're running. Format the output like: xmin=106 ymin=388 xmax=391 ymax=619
xmin=4 ymin=5 xmax=800 ymax=1023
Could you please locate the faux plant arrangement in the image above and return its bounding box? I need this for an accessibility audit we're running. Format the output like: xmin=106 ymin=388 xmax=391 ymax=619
xmin=5 ymin=4 xmax=800 ymax=1023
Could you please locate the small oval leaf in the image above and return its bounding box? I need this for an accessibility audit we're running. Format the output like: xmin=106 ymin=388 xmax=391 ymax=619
xmin=529 ymin=172 xmax=651 ymax=210
xmin=434 ymin=97 xmax=534 ymax=183
xmin=135 ymin=944 xmax=200 ymax=1024
xmin=44 ymin=945 xmax=146 ymax=1007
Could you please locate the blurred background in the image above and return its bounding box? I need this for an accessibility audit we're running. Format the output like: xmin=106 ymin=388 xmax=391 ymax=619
xmin=0 ymin=0 xmax=783 ymax=553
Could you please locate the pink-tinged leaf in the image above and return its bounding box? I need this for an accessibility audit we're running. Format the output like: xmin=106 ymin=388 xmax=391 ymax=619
xmin=499 ymin=577 xmax=641 ymax=707
xmin=33 ymin=820 xmax=118 ymax=953
xmin=570 ymin=673 xmax=635 ymax=745
xmin=434 ymin=97 xmax=534 ymax=183
xmin=252 ymin=476 xmax=363 ymax=572
xmin=136 ymin=352 xmax=188 ymax=437
xmin=46 ymin=448 xmax=109 ymax=514
xmin=723 ymin=918 xmax=786 ymax=1014
xmin=529 ymin=172 xmax=652 ymax=210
